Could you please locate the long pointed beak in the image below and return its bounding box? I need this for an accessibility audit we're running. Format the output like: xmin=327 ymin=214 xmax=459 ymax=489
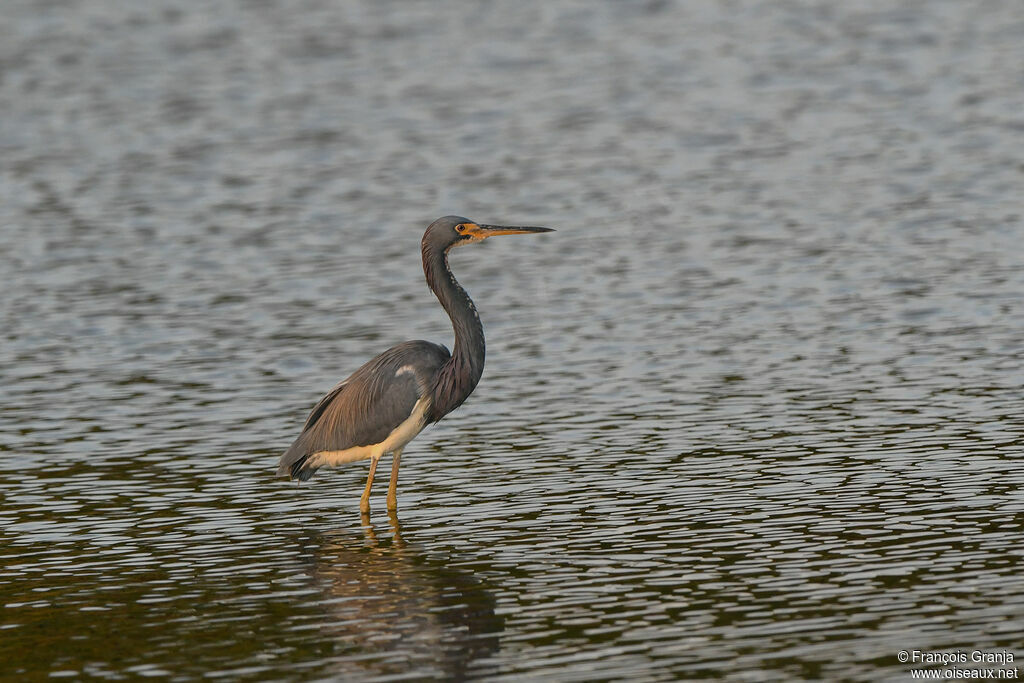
xmin=476 ymin=224 xmax=555 ymax=237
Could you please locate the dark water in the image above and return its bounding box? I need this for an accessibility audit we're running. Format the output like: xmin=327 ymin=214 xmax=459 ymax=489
xmin=3 ymin=0 xmax=1024 ymax=679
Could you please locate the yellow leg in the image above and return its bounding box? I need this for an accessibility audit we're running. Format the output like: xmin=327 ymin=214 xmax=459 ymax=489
xmin=386 ymin=448 xmax=403 ymax=511
xmin=360 ymin=457 xmax=379 ymax=514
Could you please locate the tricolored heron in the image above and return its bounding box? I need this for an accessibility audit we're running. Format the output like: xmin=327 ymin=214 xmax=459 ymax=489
xmin=277 ymin=215 xmax=553 ymax=513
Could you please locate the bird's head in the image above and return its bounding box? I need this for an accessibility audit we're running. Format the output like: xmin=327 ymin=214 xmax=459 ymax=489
xmin=424 ymin=215 xmax=554 ymax=253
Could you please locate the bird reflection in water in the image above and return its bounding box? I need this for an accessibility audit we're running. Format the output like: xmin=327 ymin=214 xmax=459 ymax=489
xmin=308 ymin=513 xmax=504 ymax=679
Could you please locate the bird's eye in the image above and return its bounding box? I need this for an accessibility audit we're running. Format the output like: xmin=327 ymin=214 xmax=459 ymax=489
xmin=455 ymin=224 xmax=466 ymax=233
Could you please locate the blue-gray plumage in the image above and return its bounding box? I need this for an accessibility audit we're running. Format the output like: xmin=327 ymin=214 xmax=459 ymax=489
xmin=277 ymin=215 xmax=553 ymax=513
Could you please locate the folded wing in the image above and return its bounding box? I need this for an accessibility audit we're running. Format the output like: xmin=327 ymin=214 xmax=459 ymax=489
xmin=277 ymin=340 xmax=450 ymax=480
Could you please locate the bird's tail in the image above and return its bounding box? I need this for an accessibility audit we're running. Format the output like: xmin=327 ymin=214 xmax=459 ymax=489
xmin=276 ymin=448 xmax=320 ymax=482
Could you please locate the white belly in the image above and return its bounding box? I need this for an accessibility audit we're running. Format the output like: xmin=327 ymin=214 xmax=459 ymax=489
xmin=308 ymin=397 xmax=430 ymax=469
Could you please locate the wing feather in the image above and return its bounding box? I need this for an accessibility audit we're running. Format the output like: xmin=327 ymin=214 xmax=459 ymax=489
xmin=302 ymin=380 xmax=348 ymax=431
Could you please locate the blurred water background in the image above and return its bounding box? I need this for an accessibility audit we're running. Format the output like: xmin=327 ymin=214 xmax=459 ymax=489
xmin=2 ymin=0 xmax=1023 ymax=680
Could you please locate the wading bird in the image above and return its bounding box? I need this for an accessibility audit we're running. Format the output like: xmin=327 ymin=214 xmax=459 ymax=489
xmin=277 ymin=216 xmax=553 ymax=513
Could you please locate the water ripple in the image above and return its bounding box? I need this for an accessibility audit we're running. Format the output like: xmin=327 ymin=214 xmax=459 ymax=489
xmin=3 ymin=0 xmax=1024 ymax=679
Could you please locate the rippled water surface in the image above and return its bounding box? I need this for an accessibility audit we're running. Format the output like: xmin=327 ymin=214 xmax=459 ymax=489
xmin=3 ymin=0 xmax=1024 ymax=680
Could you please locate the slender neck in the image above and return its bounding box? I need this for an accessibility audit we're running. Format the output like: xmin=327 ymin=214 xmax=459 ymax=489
xmin=422 ymin=242 xmax=486 ymax=420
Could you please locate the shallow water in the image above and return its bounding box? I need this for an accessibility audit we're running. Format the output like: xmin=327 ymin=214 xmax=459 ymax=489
xmin=2 ymin=0 xmax=1024 ymax=680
